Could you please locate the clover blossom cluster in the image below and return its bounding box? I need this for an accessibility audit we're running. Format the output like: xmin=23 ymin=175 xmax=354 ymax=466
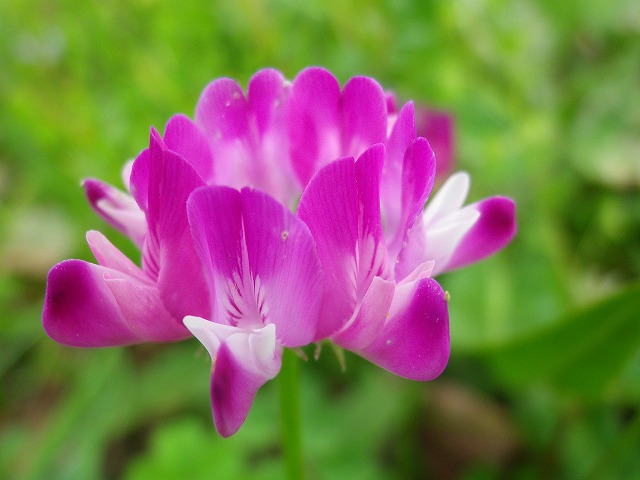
xmin=43 ymin=68 xmax=516 ymax=437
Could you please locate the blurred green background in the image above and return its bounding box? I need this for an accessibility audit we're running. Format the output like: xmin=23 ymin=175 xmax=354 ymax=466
xmin=2 ymin=0 xmax=640 ymax=478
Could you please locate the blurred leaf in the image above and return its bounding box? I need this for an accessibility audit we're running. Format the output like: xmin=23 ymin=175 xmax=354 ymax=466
xmin=585 ymin=412 xmax=640 ymax=480
xmin=484 ymin=281 xmax=640 ymax=398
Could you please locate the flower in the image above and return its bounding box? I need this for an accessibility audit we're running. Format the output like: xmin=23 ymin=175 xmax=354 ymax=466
xmin=43 ymin=129 xmax=209 ymax=346
xmin=297 ymin=142 xmax=515 ymax=379
xmin=182 ymin=186 xmax=323 ymax=436
xmin=387 ymin=92 xmax=455 ymax=181
xmin=297 ymin=144 xmax=450 ymax=379
xmin=43 ymin=66 xmax=516 ymax=436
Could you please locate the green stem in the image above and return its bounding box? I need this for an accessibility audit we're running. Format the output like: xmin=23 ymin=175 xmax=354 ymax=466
xmin=279 ymin=348 xmax=304 ymax=480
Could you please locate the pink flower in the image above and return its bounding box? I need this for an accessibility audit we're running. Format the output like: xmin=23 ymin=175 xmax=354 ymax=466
xmin=182 ymin=186 xmax=323 ymax=436
xmin=43 ymin=66 xmax=516 ymax=436
xmin=297 ymin=145 xmax=450 ymax=380
xmin=43 ymin=130 xmax=209 ymax=346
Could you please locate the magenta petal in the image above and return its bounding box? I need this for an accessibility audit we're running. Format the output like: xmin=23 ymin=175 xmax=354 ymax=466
xmin=354 ymin=145 xmax=391 ymax=296
xmin=288 ymin=67 xmax=341 ymax=186
xmin=340 ymin=76 xmax=387 ymax=157
xmin=357 ymin=277 xmax=450 ymax=381
xmin=416 ymin=108 xmax=455 ymax=180
xmin=129 ymin=148 xmax=150 ymax=213
xmin=186 ymin=186 xmax=243 ymax=317
xmin=145 ymin=130 xmax=209 ymax=319
xmin=445 ymin=196 xmax=517 ymax=271
xmin=388 ymin=137 xmax=436 ymax=272
xmin=187 ymin=186 xmax=323 ymax=346
xmin=247 ymin=68 xmax=289 ymax=137
xmin=183 ymin=318 xmax=281 ymax=437
xmin=82 ymin=179 xmax=146 ymax=248
xmin=332 ymin=276 xmax=395 ymax=350
xmin=381 ymin=102 xmax=416 ymax=242
xmin=195 ymin=77 xmax=249 ymax=141
xmin=246 ymin=69 xmax=299 ymax=206
xmin=43 ymin=260 xmax=187 ymax=347
xmin=86 ymin=230 xmax=147 ymax=282
xmin=163 ymin=114 xmax=214 ymax=182
xmin=240 ymin=188 xmax=323 ymax=346
xmin=297 ymin=157 xmax=358 ymax=337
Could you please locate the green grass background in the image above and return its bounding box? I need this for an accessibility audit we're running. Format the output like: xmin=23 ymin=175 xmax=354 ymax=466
xmin=2 ymin=0 xmax=640 ymax=478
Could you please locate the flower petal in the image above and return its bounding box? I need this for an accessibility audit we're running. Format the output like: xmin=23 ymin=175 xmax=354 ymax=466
xmin=422 ymin=171 xmax=470 ymax=226
xmin=183 ymin=317 xmax=281 ymax=437
xmin=86 ymin=230 xmax=147 ymax=282
xmin=195 ymin=70 xmax=298 ymax=205
xmin=297 ymin=147 xmax=390 ymax=337
xmin=288 ymin=67 xmax=341 ymax=186
xmin=145 ymin=130 xmax=210 ymax=319
xmin=196 ymin=77 xmax=249 ymax=143
xmin=443 ymin=196 xmax=517 ymax=272
xmin=340 ymin=76 xmax=387 ymax=158
xmin=388 ymin=137 xmax=436 ymax=274
xmin=395 ymin=205 xmax=480 ymax=280
xmin=246 ymin=69 xmax=299 ymax=206
xmin=240 ymin=188 xmax=323 ymax=345
xmin=381 ymin=101 xmax=416 ymax=242
xmin=43 ymin=260 xmax=187 ymax=347
xmin=297 ymin=157 xmax=358 ymax=337
xmin=163 ymin=114 xmax=214 ymax=182
xmin=187 ymin=186 xmax=323 ymax=346
xmin=332 ymin=276 xmax=395 ymax=350
xmin=356 ymin=277 xmax=450 ymax=381
xmin=129 ymin=148 xmax=150 ymax=213
xmin=247 ymin=68 xmax=290 ymax=137
xmin=416 ymin=108 xmax=455 ymax=180
xmin=82 ymin=179 xmax=146 ymax=248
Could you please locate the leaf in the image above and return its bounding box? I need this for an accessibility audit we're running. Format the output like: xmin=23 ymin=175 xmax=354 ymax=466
xmin=483 ymin=281 xmax=640 ymax=398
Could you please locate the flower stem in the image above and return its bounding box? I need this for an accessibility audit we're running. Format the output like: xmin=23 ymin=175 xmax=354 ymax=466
xmin=279 ymin=348 xmax=304 ymax=480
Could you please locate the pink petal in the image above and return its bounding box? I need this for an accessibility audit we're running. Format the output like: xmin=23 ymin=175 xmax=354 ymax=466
xmin=183 ymin=317 xmax=281 ymax=437
xmin=129 ymin=148 xmax=150 ymax=213
xmin=43 ymin=260 xmax=187 ymax=347
xmin=332 ymin=276 xmax=395 ymax=350
xmin=396 ymin=206 xmax=480 ymax=280
xmin=340 ymin=76 xmax=387 ymax=158
xmin=288 ymin=67 xmax=341 ymax=186
xmin=145 ymin=130 xmax=210 ymax=319
xmin=195 ymin=77 xmax=249 ymax=142
xmin=247 ymin=68 xmax=290 ymax=137
xmin=163 ymin=114 xmax=214 ymax=182
xmin=356 ymin=277 xmax=450 ymax=381
xmin=297 ymin=148 xmax=390 ymax=338
xmin=82 ymin=179 xmax=146 ymax=248
xmin=409 ymin=172 xmax=517 ymax=276
xmin=297 ymin=157 xmax=358 ymax=337
xmin=381 ymin=102 xmax=416 ymax=243
xmin=416 ymin=108 xmax=455 ymax=180
xmin=395 ymin=172 xmax=475 ymax=278
xmin=187 ymin=186 xmax=323 ymax=346
xmin=354 ymin=144 xmax=391 ymax=297
xmin=240 ymin=188 xmax=323 ymax=345
xmin=444 ymin=196 xmax=517 ymax=272
xmin=86 ymin=230 xmax=147 ymax=282
xmin=388 ymin=137 xmax=436 ymax=272
xmin=246 ymin=69 xmax=299 ymax=206
xmin=195 ymin=70 xmax=298 ymax=205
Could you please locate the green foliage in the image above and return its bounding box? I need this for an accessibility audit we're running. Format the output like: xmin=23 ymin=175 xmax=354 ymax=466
xmin=1 ymin=0 xmax=639 ymax=478
xmin=485 ymin=281 xmax=640 ymax=398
